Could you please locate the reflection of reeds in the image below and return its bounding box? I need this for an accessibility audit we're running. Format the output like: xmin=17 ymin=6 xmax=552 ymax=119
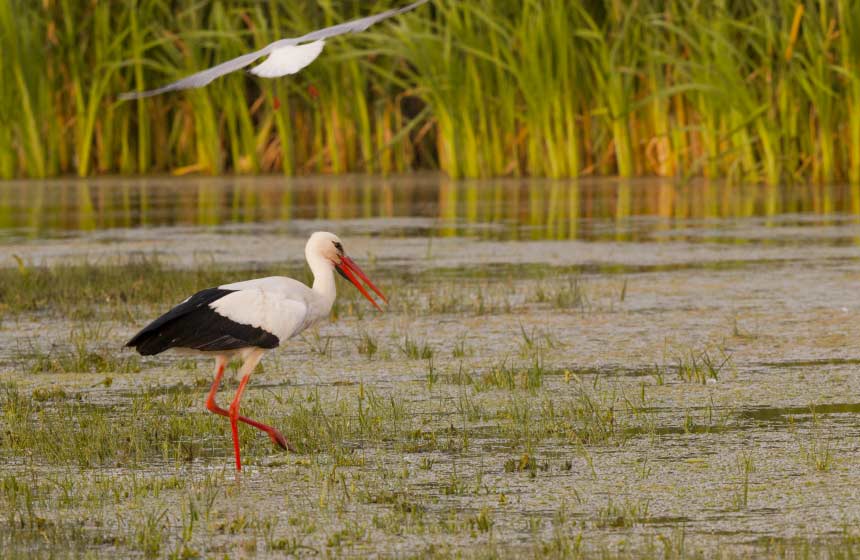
xmin=3 ymin=178 xmax=860 ymax=239
xmin=4 ymin=2 xmax=860 ymax=181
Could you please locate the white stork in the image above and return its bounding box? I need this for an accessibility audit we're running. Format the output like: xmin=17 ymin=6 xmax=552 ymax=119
xmin=126 ymin=232 xmax=387 ymax=471
xmin=118 ymin=0 xmax=429 ymax=99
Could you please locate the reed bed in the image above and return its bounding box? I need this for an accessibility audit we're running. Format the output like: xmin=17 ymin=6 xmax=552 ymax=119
xmin=2 ymin=0 xmax=859 ymax=183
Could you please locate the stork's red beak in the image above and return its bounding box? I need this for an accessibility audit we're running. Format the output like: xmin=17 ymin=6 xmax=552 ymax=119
xmin=336 ymin=256 xmax=387 ymax=311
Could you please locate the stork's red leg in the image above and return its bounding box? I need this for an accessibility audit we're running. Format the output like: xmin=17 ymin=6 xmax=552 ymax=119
xmin=206 ymin=359 xmax=290 ymax=444
xmin=228 ymin=372 xmax=251 ymax=471
xmin=205 ymin=356 xmax=294 ymax=470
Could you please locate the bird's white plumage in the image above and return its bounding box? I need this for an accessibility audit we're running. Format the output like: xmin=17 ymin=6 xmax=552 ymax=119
xmin=250 ymin=40 xmax=326 ymax=78
xmin=210 ymin=289 xmax=309 ymax=343
xmin=118 ymin=0 xmax=428 ymax=99
xmin=213 ymin=275 xmax=336 ymax=342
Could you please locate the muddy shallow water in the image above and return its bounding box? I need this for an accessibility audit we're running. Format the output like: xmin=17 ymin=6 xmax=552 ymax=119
xmin=2 ymin=176 xmax=860 ymax=558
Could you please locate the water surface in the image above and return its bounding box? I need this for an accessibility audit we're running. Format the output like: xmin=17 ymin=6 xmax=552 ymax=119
xmin=2 ymin=176 xmax=860 ymax=558
xmin=3 ymin=175 xmax=859 ymax=243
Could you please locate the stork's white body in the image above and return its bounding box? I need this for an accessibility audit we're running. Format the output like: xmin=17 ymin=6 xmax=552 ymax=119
xmin=214 ymin=272 xmax=334 ymax=351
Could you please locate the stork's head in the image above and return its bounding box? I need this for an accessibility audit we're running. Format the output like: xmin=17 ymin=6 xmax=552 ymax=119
xmin=306 ymin=231 xmax=387 ymax=310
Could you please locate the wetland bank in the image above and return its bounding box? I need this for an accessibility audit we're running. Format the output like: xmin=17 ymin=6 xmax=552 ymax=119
xmin=2 ymin=177 xmax=860 ymax=558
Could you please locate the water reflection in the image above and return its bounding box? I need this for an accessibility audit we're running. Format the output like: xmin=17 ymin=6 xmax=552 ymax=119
xmin=1 ymin=176 xmax=859 ymax=242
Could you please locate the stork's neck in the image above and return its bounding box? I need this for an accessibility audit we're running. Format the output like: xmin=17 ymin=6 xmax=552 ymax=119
xmin=307 ymin=252 xmax=337 ymax=311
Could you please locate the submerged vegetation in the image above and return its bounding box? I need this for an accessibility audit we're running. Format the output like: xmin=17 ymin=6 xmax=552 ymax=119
xmin=4 ymin=212 xmax=860 ymax=556
xmin=2 ymin=250 xmax=860 ymax=557
xmin=2 ymin=0 xmax=860 ymax=182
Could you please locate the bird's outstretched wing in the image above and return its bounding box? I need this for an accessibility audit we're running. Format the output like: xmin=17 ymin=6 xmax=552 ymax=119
xmin=119 ymin=0 xmax=428 ymax=100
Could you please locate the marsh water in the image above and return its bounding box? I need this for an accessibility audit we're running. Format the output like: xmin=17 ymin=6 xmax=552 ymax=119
xmin=2 ymin=176 xmax=860 ymax=558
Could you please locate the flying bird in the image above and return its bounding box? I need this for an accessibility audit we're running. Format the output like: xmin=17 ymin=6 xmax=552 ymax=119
xmin=125 ymin=232 xmax=387 ymax=471
xmin=119 ymin=0 xmax=428 ymax=99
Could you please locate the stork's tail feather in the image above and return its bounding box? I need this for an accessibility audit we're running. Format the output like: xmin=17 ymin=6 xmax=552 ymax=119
xmin=125 ymin=331 xmax=168 ymax=356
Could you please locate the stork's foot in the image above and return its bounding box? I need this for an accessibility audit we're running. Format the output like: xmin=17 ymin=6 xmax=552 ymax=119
xmin=267 ymin=428 xmax=297 ymax=453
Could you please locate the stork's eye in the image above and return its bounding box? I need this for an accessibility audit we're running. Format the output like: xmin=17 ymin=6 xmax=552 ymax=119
xmin=333 ymin=241 xmax=344 ymax=253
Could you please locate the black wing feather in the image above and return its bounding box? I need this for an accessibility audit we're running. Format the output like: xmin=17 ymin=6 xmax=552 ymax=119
xmin=126 ymin=288 xmax=280 ymax=356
